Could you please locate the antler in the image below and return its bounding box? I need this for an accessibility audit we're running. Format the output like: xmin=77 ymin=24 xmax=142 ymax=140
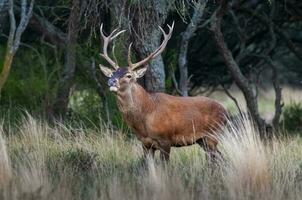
xmin=100 ymin=24 xmax=125 ymax=69
xmin=127 ymin=22 xmax=174 ymax=71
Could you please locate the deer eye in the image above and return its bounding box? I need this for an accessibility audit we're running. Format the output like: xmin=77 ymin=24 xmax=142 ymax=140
xmin=126 ymin=74 xmax=132 ymax=79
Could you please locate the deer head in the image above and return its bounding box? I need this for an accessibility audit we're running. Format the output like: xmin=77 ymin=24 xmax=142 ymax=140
xmin=99 ymin=23 xmax=174 ymax=92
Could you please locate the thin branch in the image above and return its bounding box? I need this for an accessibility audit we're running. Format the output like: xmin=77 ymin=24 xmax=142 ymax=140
xmin=171 ymin=71 xmax=183 ymax=96
xmin=20 ymin=0 xmax=26 ymax=20
xmin=247 ymin=54 xmax=283 ymax=129
xmin=13 ymin=0 xmax=35 ymax=52
xmin=29 ymin=12 xmax=66 ymax=47
xmin=229 ymin=10 xmax=247 ymax=63
xmin=221 ymin=84 xmax=241 ymax=113
xmin=197 ymin=9 xmax=217 ymax=28
xmin=238 ymin=6 xmax=302 ymax=62
xmin=7 ymin=0 xmax=16 ymax=53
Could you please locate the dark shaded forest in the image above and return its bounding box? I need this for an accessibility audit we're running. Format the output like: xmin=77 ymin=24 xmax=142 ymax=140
xmin=0 ymin=0 xmax=302 ymax=134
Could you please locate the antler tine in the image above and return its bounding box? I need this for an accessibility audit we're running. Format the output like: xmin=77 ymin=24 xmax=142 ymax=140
xmin=127 ymin=43 xmax=133 ymax=67
xmin=99 ymin=23 xmax=125 ymax=69
xmin=168 ymin=21 xmax=175 ymax=30
xmin=110 ymin=30 xmax=126 ymax=41
xmin=128 ymin=22 xmax=174 ymax=71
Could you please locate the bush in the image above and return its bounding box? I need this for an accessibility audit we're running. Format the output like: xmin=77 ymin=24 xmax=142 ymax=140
xmin=282 ymin=102 xmax=302 ymax=133
xmin=63 ymin=148 xmax=98 ymax=171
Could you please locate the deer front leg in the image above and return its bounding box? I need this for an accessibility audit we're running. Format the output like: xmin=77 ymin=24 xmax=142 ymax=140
xmin=142 ymin=143 xmax=155 ymax=160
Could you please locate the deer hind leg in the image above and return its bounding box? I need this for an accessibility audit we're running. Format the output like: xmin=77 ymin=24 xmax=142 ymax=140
xmin=197 ymin=137 xmax=222 ymax=164
xmin=159 ymin=143 xmax=171 ymax=162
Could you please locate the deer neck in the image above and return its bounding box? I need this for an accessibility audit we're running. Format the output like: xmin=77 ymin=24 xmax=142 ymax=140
xmin=116 ymin=83 xmax=155 ymax=115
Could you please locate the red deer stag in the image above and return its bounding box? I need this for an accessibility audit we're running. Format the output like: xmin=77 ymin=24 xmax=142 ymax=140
xmin=98 ymin=22 xmax=227 ymax=161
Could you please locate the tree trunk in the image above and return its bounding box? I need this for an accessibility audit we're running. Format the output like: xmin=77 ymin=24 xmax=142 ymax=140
xmin=145 ymin=58 xmax=166 ymax=92
xmin=135 ymin=33 xmax=166 ymax=92
xmin=0 ymin=0 xmax=14 ymax=92
xmin=211 ymin=1 xmax=268 ymax=137
xmin=0 ymin=51 xmax=13 ymax=91
xmin=52 ymin=0 xmax=80 ymax=118
xmin=111 ymin=0 xmax=169 ymax=92
xmin=270 ymin=61 xmax=282 ymax=130
xmin=0 ymin=0 xmax=34 ymax=92
xmin=132 ymin=1 xmax=168 ymax=92
xmin=178 ymin=1 xmax=208 ymax=96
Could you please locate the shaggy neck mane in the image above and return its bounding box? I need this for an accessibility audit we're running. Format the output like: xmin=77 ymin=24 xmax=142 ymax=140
xmin=116 ymin=82 xmax=156 ymax=115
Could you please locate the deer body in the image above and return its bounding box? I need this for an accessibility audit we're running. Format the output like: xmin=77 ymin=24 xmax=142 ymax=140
xmin=116 ymin=82 xmax=226 ymax=157
xmin=98 ymin=23 xmax=227 ymax=161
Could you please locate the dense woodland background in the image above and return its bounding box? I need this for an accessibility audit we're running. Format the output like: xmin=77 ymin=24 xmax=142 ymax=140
xmin=0 ymin=0 xmax=301 ymax=135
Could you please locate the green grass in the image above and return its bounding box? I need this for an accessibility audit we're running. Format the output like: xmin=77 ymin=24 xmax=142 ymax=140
xmin=0 ymin=113 xmax=302 ymax=199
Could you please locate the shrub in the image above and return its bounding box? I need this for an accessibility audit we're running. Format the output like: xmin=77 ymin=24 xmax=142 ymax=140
xmin=282 ymin=102 xmax=302 ymax=133
xmin=63 ymin=148 xmax=98 ymax=171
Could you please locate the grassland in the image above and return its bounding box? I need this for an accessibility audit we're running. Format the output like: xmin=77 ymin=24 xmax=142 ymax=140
xmin=0 ymin=112 xmax=301 ymax=200
xmin=200 ymin=85 xmax=302 ymax=117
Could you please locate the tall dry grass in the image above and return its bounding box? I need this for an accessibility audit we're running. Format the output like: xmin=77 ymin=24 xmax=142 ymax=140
xmin=0 ymin=113 xmax=301 ymax=199
xmin=218 ymin=114 xmax=302 ymax=200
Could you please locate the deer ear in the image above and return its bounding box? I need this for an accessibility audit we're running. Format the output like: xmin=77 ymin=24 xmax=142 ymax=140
xmin=133 ymin=66 xmax=148 ymax=78
xmin=99 ymin=64 xmax=114 ymax=77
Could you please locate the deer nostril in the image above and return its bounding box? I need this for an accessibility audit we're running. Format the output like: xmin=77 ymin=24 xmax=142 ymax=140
xmin=108 ymin=78 xmax=117 ymax=87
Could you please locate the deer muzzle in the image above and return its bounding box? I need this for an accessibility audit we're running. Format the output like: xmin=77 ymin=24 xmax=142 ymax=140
xmin=108 ymin=78 xmax=119 ymax=92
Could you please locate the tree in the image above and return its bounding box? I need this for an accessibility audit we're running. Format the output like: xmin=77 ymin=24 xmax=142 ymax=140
xmin=110 ymin=0 xmax=174 ymax=92
xmin=52 ymin=0 xmax=82 ymax=118
xmin=0 ymin=0 xmax=34 ymax=92
xmin=210 ymin=0 xmax=284 ymax=136
xmin=24 ymin=0 xmax=108 ymax=119
xmin=178 ymin=0 xmax=208 ymax=96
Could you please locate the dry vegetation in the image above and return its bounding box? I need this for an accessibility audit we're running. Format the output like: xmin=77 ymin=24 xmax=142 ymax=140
xmin=0 ymin=112 xmax=301 ymax=200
